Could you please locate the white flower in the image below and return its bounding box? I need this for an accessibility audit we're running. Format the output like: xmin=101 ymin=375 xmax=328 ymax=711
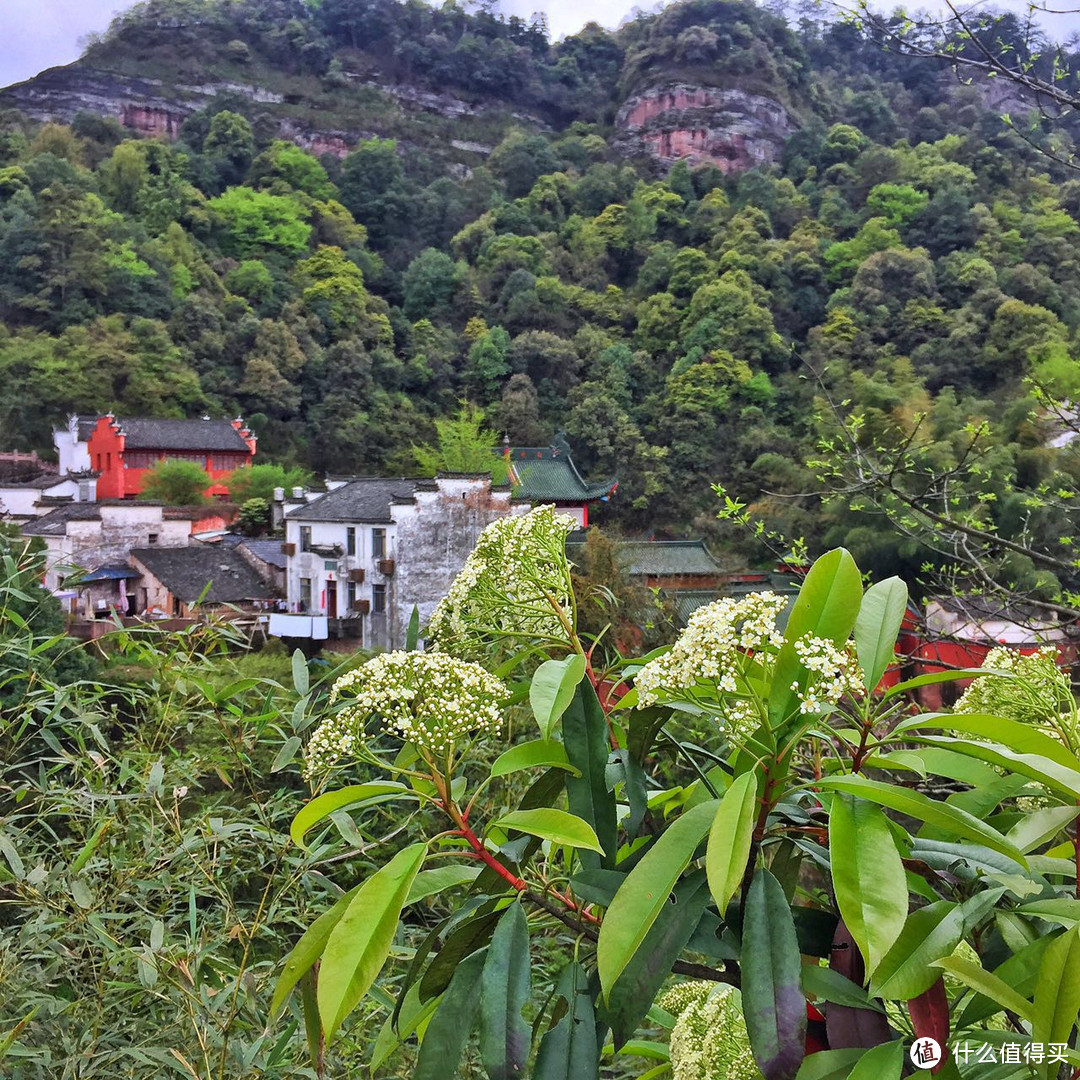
xmin=660 ymin=981 xmax=762 ymax=1080
xmin=304 ymin=652 xmax=508 ymax=777
xmin=427 ymin=505 xmax=579 ymax=658
xmin=791 ymin=634 xmax=864 ymax=715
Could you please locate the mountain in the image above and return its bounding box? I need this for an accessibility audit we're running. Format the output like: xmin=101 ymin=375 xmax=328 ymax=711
xmin=2 ymin=0 xmax=1079 ymax=591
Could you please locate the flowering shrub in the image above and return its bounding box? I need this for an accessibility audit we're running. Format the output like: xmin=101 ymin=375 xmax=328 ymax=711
xmin=427 ymin=505 xmax=580 ymax=657
xmin=304 ymin=651 xmax=508 ymax=776
xmin=274 ymin=542 xmax=1080 ymax=1080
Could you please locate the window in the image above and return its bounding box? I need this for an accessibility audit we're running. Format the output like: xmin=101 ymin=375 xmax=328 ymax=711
xmin=299 ymin=577 xmax=312 ymax=611
xmin=347 ymin=581 xmax=357 ymax=610
xmin=372 ymin=583 xmax=386 ymax=614
xmin=346 ymin=527 xmax=356 ymax=557
xmin=372 ymin=528 xmax=386 ymax=558
xmin=300 ymin=526 xmax=312 ymax=553
xmin=147 ymin=533 xmax=159 ymax=545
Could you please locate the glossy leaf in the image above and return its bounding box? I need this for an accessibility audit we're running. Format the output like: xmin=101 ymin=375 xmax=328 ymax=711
xmin=531 ymin=654 xmax=587 ymax=739
xmin=290 ymin=782 xmax=413 ymax=849
xmin=742 ymin=868 xmax=807 ymax=1080
xmin=413 ymin=949 xmax=487 ymax=1080
xmin=795 ymin=1050 xmax=864 ymax=1080
xmin=829 ymin=794 xmax=907 ymax=979
xmin=491 ymin=739 xmax=576 ymax=778
xmin=270 ymin=881 xmax=363 ymax=1018
xmin=599 ymin=871 xmax=712 ymax=1050
xmin=534 ymin=962 xmax=599 ymax=1080
xmin=845 ymin=1038 xmax=904 ymax=1080
xmin=894 ymin=713 xmax=1080 ymax=770
xmin=818 ymin=776 xmax=1026 ymax=866
xmin=705 ymin=769 xmax=758 ymax=917
xmin=405 ymin=865 xmax=481 ymax=906
xmin=801 ymin=965 xmax=882 ymax=1013
xmin=1032 ymin=925 xmax=1080 ymax=1079
xmin=492 ymin=808 xmax=604 ymax=853
xmin=317 ymin=844 xmax=426 ymax=1040
xmin=406 ymin=605 xmax=421 ymax=651
xmin=479 ymin=902 xmax=532 ymax=1080
xmin=1006 ymin=805 xmax=1080 ymax=853
xmin=930 ymin=956 xmax=1034 ymax=1022
xmin=769 ymin=548 xmax=862 ymax=727
xmin=954 ymin=936 xmax=1051 ymax=1028
xmin=562 ymin=680 xmax=618 ymax=870
xmin=596 ymin=799 xmax=719 ymax=996
xmin=852 ymin=577 xmax=907 ymax=691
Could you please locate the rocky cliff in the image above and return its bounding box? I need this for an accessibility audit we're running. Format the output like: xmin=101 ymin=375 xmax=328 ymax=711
xmin=614 ymin=82 xmax=796 ymax=172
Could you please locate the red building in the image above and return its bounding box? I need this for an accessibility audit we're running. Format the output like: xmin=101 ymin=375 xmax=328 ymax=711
xmin=88 ymin=415 xmax=257 ymax=500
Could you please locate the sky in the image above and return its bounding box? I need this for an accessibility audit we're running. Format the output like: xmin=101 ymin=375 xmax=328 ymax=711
xmin=3 ymin=0 xmax=1080 ymax=90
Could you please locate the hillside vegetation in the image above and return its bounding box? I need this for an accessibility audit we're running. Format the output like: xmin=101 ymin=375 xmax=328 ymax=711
xmin=3 ymin=0 xmax=1080 ymax=593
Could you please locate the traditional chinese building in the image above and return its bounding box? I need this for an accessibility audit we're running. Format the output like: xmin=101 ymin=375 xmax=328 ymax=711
xmin=87 ymin=415 xmax=257 ymax=499
xmin=504 ymin=435 xmax=617 ymax=527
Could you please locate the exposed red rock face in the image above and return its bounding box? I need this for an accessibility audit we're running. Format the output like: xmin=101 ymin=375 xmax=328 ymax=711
xmin=615 ymin=82 xmax=795 ymax=173
xmin=119 ymin=104 xmax=185 ymax=139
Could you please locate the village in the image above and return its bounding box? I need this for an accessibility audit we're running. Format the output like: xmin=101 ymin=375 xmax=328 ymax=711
xmin=3 ymin=411 xmax=1073 ymax=709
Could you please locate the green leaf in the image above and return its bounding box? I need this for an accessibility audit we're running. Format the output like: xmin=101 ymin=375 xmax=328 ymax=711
xmin=910 ymin=736 xmax=1080 ymax=802
xmin=599 ymin=871 xmax=712 ymax=1051
xmin=954 ymin=936 xmax=1050 ymax=1028
xmin=491 ymin=739 xmax=577 ymax=778
xmin=479 ymin=902 xmax=531 ymax=1080
xmin=1006 ymin=805 xmax=1080 ymax=853
xmin=1032 ymin=925 xmax=1080 ymax=1078
xmin=881 ymin=669 xmax=990 ymax=700
xmin=742 ymin=868 xmax=807 ymax=1080
xmin=870 ymin=903 xmax=961 ymax=1001
xmin=795 ymin=1050 xmax=864 ymax=1080
xmin=829 ymin=794 xmax=907 ymax=979
xmin=291 ymin=648 xmax=309 ymax=696
xmin=289 ymin=783 xmax=413 ymax=849
xmin=405 ymin=865 xmax=481 ymax=906
xmin=491 ymin=808 xmax=604 ymax=854
xmin=317 ymin=844 xmax=426 ymax=1041
xmin=531 ymin=654 xmax=587 ymax=739
xmin=271 ymin=735 xmax=302 ymax=773
xmin=596 ymin=799 xmax=719 ymax=997
xmin=817 ymin=776 xmax=1027 ymax=866
xmin=1018 ymin=898 xmax=1080 ymax=926
xmin=406 ymin=605 xmax=421 ymax=651
xmin=705 ymin=769 xmax=758 ymax=917
xmin=270 ymin=881 xmax=363 ymax=1019
xmin=894 ymin=713 xmax=1080 ymax=771
xmin=413 ymin=949 xmax=487 ymax=1080
xmin=853 ymin=578 xmax=907 ymax=691
xmin=845 ymin=1038 xmax=904 ymax=1080
xmin=801 ymin=965 xmax=882 ymax=1013
xmin=932 ymin=955 xmax=1034 ymax=1022
xmin=563 ymin=680 xmax=618 ymax=870
xmin=770 ymin=548 xmax=862 ymax=726
xmin=534 ymin=962 xmax=599 ymax=1080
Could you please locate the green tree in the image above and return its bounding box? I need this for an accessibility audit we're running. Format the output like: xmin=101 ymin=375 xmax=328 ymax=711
xmin=206 ymin=187 xmax=312 ymax=257
xmin=140 ymin=459 xmax=212 ymax=504
xmin=412 ymin=402 xmax=508 ymax=480
xmin=228 ymin=463 xmax=312 ymax=503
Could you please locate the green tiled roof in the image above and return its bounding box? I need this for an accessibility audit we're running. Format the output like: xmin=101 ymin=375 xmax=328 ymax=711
xmin=505 ymin=441 xmax=616 ymax=503
xmin=567 ymin=538 xmax=724 ymax=576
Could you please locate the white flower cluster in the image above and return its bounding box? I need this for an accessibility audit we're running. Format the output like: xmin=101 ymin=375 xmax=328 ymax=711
xmin=660 ymin=981 xmax=762 ymax=1080
xmin=427 ymin=505 xmax=580 ymax=657
xmin=954 ymin=646 xmax=1075 ymax=734
xmin=304 ymin=652 xmax=508 ymax=777
xmin=635 ymin=592 xmax=789 ymax=740
xmin=790 ymin=634 xmax=865 ymax=715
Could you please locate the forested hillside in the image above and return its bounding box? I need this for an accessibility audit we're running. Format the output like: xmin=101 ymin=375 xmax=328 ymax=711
xmin=4 ymin=0 xmax=1080 ymax=591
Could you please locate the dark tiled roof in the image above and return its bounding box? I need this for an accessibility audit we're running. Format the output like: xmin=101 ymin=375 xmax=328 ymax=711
xmin=285 ymin=478 xmax=421 ymax=523
xmin=20 ymin=503 xmax=102 ymax=535
xmin=0 ymin=473 xmax=69 ymax=490
xmin=240 ymin=538 xmax=288 ymax=570
xmin=80 ymin=564 xmax=141 ymax=582
xmin=505 ymin=444 xmax=616 ymax=503
xmin=114 ymin=418 xmax=251 ymax=453
xmin=131 ymin=547 xmax=272 ymax=604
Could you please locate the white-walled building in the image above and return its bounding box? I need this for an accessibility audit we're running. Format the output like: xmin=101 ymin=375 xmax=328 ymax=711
xmin=278 ymin=474 xmax=527 ymax=649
